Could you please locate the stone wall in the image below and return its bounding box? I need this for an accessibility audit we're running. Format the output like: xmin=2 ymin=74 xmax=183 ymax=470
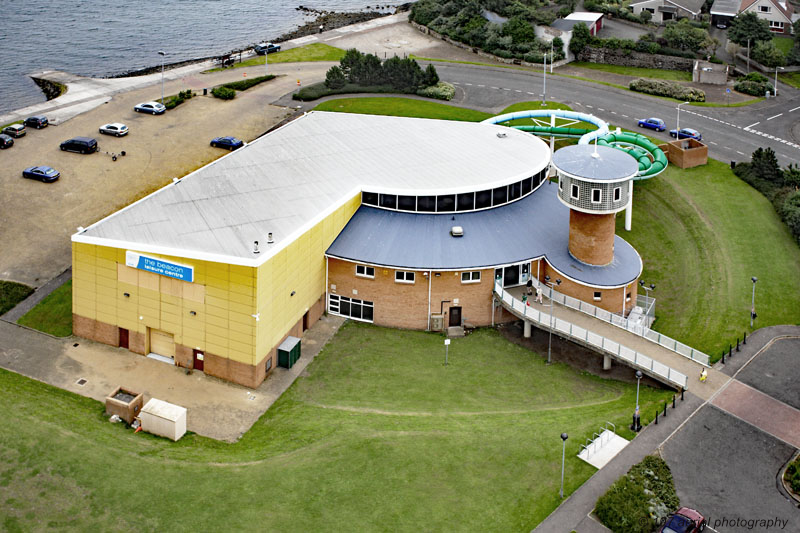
xmin=579 ymin=47 xmax=694 ymax=71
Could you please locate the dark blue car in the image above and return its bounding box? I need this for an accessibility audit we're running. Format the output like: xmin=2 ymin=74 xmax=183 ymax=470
xmin=210 ymin=136 xmax=244 ymax=150
xmin=669 ymin=128 xmax=702 ymax=141
xmin=23 ymin=166 xmax=60 ymax=183
xmin=637 ymin=118 xmax=666 ymax=132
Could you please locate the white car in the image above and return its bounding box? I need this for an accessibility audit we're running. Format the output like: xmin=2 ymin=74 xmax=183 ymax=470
xmin=99 ymin=123 xmax=129 ymax=137
xmin=133 ymin=101 xmax=166 ymax=115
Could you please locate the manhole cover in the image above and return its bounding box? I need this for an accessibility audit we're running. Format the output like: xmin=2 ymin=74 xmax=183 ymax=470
xmin=76 ymin=378 xmax=87 ymax=386
xmin=73 ymin=343 xmax=79 ymax=347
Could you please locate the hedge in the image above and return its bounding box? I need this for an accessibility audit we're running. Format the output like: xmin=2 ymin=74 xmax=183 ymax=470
xmin=211 ymin=86 xmax=236 ymax=100
xmin=416 ymin=82 xmax=455 ymax=101
xmin=294 ymin=82 xmax=415 ymax=101
xmin=164 ymin=89 xmax=193 ymax=110
xmin=222 ymin=74 xmax=276 ymax=92
xmin=734 ymin=79 xmax=774 ymax=97
xmin=629 ymin=78 xmax=705 ymax=102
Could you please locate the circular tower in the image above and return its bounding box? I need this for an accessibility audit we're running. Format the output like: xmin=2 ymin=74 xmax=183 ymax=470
xmin=551 ymin=144 xmax=637 ymax=266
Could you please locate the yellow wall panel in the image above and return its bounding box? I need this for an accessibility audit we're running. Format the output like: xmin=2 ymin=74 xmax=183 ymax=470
xmin=205 ymin=294 xmax=230 ymax=310
xmin=205 ymin=313 xmax=229 ymax=329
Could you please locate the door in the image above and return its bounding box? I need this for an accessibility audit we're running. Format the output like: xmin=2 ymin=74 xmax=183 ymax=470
xmin=503 ymin=265 xmax=520 ymax=287
xmin=119 ymin=328 xmax=129 ymax=349
xmin=193 ymin=349 xmax=204 ymax=372
xmin=149 ymin=329 xmax=175 ymax=358
xmin=303 ymin=311 xmax=309 ymax=331
xmin=449 ymin=306 xmax=462 ymax=327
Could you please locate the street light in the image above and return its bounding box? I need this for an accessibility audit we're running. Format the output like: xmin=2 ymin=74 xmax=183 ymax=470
xmin=542 ymin=52 xmax=547 ymax=106
xmin=158 ymin=50 xmax=166 ymax=105
xmin=638 ymin=280 xmax=655 ymax=312
xmin=544 ymin=275 xmax=562 ymax=364
xmin=750 ymin=276 xmax=758 ymax=327
xmin=774 ymin=66 xmax=784 ymax=97
xmin=550 ymin=40 xmax=554 ymax=74
xmin=676 ymin=101 xmax=689 ymax=134
xmin=632 ymin=370 xmax=643 ymax=432
xmin=560 ymin=433 xmax=568 ymax=498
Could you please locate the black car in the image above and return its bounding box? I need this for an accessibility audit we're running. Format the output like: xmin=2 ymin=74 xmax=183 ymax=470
xmin=24 ymin=115 xmax=48 ymax=129
xmin=254 ymin=42 xmax=281 ymax=55
xmin=0 ymin=134 xmax=14 ymax=149
xmin=60 ymin=137 xmax=98 ymax=154
xmin=22 ymin=166 xmax=60 ymax=183
xmin=210 ymin=136 xmax=244 ymax=150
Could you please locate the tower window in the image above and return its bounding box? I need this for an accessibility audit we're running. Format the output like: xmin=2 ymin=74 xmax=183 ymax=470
xmin=571 ymin=184 xmax=580 ymax=200
xmin=591 ymin=189 xmax=601 ymax=203
xmin=593 ymin=291 xmax=602 ymax=301
xmin=614 ymin=187 xmax=621 ymax=202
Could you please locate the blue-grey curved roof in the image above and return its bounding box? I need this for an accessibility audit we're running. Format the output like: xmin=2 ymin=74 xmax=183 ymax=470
xmin=326 ymin=183 xmax=642 ymax=288
xmin=552 ymin=144 xmax=638 ymax=181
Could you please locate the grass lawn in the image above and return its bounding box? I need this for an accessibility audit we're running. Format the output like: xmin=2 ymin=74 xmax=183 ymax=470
xmin=570 ymin=62 xmax=692 ymax=82
xmin=773 ymin=35 xmax=794 ymax=56
xmin=17 ymin=280 xmax=72 ymax=337
xmin=617 ymin=160 xmax=800 ymax=358
xmin=779 ymin=71 xmax=800 ymax=89
xmin=0 ymin=280 xmax=33 ymax=316
xmin=205 ymin=43 xmax=345 ymax=72
xmin=0 ymin=322 xmax=671 ymax=531
xmin=314 ymin=97 xmax=492 ymax=121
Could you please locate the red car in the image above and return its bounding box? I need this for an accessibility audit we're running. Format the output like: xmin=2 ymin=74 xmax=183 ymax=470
xmin=660 ymin=507 xmax=706 ymax=532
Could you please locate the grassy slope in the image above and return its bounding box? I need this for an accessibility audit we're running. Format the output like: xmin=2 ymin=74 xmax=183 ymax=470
xmin=0 ymin=324 xmax=672 ymax=531
xmin=205 ymin=43 xmax=345 ymax=72
xmin=773 ymin=35 xmax=794 ymax=56
xmin=17 ymin=280 xmax=72 ymax=337
xmin=570 ymin=62 xmax=692 ymax=82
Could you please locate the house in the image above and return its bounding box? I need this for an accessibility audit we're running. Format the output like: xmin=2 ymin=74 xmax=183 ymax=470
xmin=740 ymin=0 xmax=795 ymax=34
xmin=630 ymin=0 xmax=704 ymax=24
xmin=550 ymin=12 xmax=604 ymax=37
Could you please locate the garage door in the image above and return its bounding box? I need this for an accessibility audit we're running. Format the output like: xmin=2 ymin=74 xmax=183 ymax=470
xmin=150 ymin=329 xmax=175 ymax=358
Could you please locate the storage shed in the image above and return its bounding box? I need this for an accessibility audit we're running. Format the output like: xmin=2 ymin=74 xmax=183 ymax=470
xmin=139 ymin=398 xmax=187 ymax=441
xmin=277 ymin=336 xmax=301 ymax=369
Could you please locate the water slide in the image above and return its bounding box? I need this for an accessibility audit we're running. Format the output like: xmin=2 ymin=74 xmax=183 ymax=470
xmin=482 ymin=110 xmax=668 ymax=178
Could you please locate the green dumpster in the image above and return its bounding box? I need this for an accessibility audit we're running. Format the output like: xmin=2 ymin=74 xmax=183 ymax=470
xmin=277 ymin=336 xmax=301 ymax=368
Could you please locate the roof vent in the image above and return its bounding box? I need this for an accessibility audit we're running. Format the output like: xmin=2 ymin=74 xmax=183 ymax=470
xmin=450 ymin=226 xmax=464 ymax=237
xmin=496 ymin=132 xmax=507 ymax=138
xmin=253 ymin=241 xmax=260 ymax=254
xmin=267 ymin=232 xmax=274 ymax=244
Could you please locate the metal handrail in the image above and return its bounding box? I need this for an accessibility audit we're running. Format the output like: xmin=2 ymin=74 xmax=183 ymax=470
xmin=494 ymin=281 xmax=690 ymax=390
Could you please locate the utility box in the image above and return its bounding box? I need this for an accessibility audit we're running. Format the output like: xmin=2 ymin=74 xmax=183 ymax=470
xmin=139 ymin=398 xmax=187 ymax=441
xmin=278 ymin=336 xmax=301 ymax=369
xmin=105 ymin=387 xmax=143 ymax=424
xmin=430 ymin=314 xmax=444 ymax=332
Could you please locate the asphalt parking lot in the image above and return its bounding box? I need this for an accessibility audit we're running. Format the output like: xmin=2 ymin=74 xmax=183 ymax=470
xmin=736 ymin=338 xmax=800 ymax=410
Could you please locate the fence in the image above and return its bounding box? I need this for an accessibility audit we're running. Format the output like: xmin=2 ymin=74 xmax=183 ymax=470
xmin=496 ymin=281 xmax=689 ymax=390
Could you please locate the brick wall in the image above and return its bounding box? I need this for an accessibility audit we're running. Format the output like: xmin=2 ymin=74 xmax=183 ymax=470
xmin=661 ymin=140 xmax=708 ymax=169
xmin=568 ymin=211 xmax=615 ymax=266
xmin=579 ymin=47 xmax=694 ymax=71
xmin=537 ymin=262 xmax=638 ymax=315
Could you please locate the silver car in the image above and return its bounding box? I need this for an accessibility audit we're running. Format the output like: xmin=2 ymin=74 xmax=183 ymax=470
xmin=99 ymin=123 xmax=129 ymax=137
xmin=133 ymin=101 xmax=166 ymax=114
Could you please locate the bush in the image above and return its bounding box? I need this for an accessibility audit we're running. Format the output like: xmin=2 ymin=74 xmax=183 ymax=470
xmin=163 ymin=89 xmax=193 ymax=110
xmin=629 ymin=78 xmax=705 ymax=102
xmin=293 ymin=82 xmax=414 ymax=101
xmin=211 ymin=86 xmax=236 ymax=100
xmin=734 ymin=79 xmax=773 ymax=96
xmin=417 ymin=81 xmax=455 ymax=100
xmin=596 ymin=456 xmax=680 ymax=533
xmin=222 ymin=74 xmax=276 ymax=92
xmin=786 ymin=456 xmax=800 ymax=493
xmin=742 ymin=72 xmax=769 ymax=83
xmin=325 ymin=65 xmax=347 ymax=89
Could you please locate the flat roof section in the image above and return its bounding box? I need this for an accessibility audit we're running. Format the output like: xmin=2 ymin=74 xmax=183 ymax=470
xmin=710 ymin=0 xmax=741 ymax=15
xmin=75 ymin=112 xmax=550 ymax=264
xmin=326 ymin=184 xmax=642 ymax=288
xmin=552 ymin=144 xmax=638 ymax=182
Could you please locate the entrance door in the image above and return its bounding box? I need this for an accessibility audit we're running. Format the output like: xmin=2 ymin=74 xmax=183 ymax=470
xmin=119 ymin=328 xmax=129 ymax=349
xmin=303 ymin=311 xmax=309 ymax=331
xmin=149 ymin=329 xmax=175 ymax=359
xmin=193 ymin=349 xmax=204 ymax=372
xmin=503 ymin=265 xmax=520 ymax=287
xmin=449 ymin=306 xmax=462 ymax=327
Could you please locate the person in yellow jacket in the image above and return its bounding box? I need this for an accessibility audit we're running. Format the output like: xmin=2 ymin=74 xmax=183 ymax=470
xmin=699 ymin=368 xmax=708 ymax=382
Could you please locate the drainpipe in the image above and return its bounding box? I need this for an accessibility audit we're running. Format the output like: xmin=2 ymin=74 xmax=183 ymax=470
xmin=325 ymin=257 xmax=329 ymax=312
xmin=427 ymin=270 xmax=432 ymax=331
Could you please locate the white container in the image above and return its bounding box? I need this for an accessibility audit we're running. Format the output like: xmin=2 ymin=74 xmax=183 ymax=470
xmin=139 ymin=398 xmax=187 ymax=441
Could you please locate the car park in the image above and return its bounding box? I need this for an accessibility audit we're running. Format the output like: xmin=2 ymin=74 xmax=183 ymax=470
xmin=60 ymin=137 xmax=98 ymax=154
xmin=23 ymin=115 xmax=48 ymax=129
xmin=669 ymin=128 xmax=702 ymax=141
xmin=210 ymin=136 xmax=244 ymax=150
xmin=637 ymin=118 xmax=666 ymax=132
xmin=3 ymin=124 xmax=26 ymax=138
xmin=99 ymin=123 xmax=129 ymax=137
xmin=0 ymin=134 xmax=14 ymax=149
xmin=659 ymin=507 xmax=706 ymax=533
xmin=22 ymin=166 xmax=60 ymax=183
xmin=254 ymin=42 xmax=281 ymax=55
xmin=134 ymin=101 xmax=166 ymax=114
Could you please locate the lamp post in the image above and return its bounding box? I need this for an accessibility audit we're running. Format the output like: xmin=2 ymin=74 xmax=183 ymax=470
xmin=676 ymin=101 xmax=689 ymax=134
xmin=774 ymin=66 xmax=784 ymax=97
xmin=638 ymin=280 xmax=655 ymax=311
xmin=544 ymin=275 xmax=562 ymax=364
xmin=750 ymin=276 xmax=758 ymax=327
xmin=158 ymin=50 xmax=166 ymax=104
xmin=542 ymin=52 xmax=547 ymax=106
xmin=560 ymin=433 xmax=568 ymax=498
xmin=746 ymin=38 xmax=750 ymax=74
xmin=550 ymin=40 xmax=554 ymax=74
xmin=632 ymin=370 xmax=643 ymax=432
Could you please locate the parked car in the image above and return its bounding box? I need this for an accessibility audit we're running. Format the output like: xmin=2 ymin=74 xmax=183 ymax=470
xmin=22 ymin=165 xmax=60 ymax=183
xmin=669 ymin=128 xmax=702 ymax=141
xmin=0 ymin=134 xmax=14 ymax=149
xmin=254 ymin=42 xmax=281 ymax=55
xmin=638 ymin=117 xmax=666 ymax=132
xmin=23 ymin=115 xmax=48 ymax=129
xmin=210 ymin=136 xmax=244 ymax=150
xmin=659 ymin=507 xmax=706 ymax=533
xmin=60 ymin=137 xmax=98 ymax=154
xmin=3 ymin=123 xmax=26 ymax=138
xmin=133 ymin=101 xmax=166 ymax=114
xmin=99 ymin=123 xmax=129 ymax=137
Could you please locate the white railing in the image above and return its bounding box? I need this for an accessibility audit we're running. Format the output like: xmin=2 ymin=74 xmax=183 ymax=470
xmin=496 ymin=281 xmax=689 ymax=390
xmin=536 ymin=282 xmax=710 ymax=367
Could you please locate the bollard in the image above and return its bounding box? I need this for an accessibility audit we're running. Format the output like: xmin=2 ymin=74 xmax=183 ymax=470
xmin=672 ymin=395 xmax=676 ymax=409
xmin=736 ymin=338 xmax=740 ymax=352
xmin=655 ymin=410 xmax=658 ymax=425
xmin=681 ymin=389 xmax=685 ymax=401
xmin=744 ymin=331 xmax=747 ymax=344
xmin=722 ymin=351 xmax=725 ymax=364
xmin=729 ymin=345 xmax=733 ymax=359
xmin=663 ymin=403 xmax=667 ymax=417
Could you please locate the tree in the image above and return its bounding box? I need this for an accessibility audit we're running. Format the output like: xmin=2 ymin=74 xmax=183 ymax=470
xmin=552 ymin=36 xmax=565 ymax=59
xmin=502 ymin=16 xmax=536 ymax=44
xmin=701 ymin=35 xmax=721 ymax=59
xmin=324 ymin=65 xmax=346 ymax=89
xmin=728 ymin=12 xmax=773 ymax=47
xmin=784 ymin=164 xmax=800 ymax=189
xmin=424 ymin=64 xmax=440 ymax=87
xmin=640 ymin=9 xmax=652 ymax=24
xmin=340 ymin=48 xmax=364 ymax=83
xmin=569 ymin=22 xmax=591 ymax=56
xmin=750 ymin=147 xmax=782 ymax=185
xmin=663 ymin=19 xmax=708 ymax=51
xmin=752 ymin=40 xmax=786 ymax=68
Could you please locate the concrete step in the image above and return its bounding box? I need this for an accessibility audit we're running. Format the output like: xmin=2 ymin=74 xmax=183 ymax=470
xmin=447 ymin=326 xmax=465 ymax=337
xmin=577 ymin=429 xmax=630 ymax=469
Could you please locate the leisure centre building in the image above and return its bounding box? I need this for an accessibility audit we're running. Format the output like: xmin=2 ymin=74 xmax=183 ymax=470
xmin=71 ymin=111 xmax=643 ymax=388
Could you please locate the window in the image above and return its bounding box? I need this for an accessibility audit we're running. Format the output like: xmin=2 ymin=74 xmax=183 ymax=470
xmin=492 ymin=186 xmax=507 ymax=205
xmin=522 ymin=177 xmax=533 ymax=195
xmin=265 ymin=357 xmax=272 ymax=373
xmin=626 ymin=292 xmax=632 ymax=302
xmin=461 ymin=271 xmax=481 ymax=283
xmin=379 ymin=194 xmax=397 ymax=209
xmin=769 ymin=20 xmax=783 ymax=29
xmin=457 ymin=192 xmax=475 ymax=211
xmin=759 ymin=5 xmax=771 ymax=12
xmin=395 ymin=271 xmax=415 ymax=283
xmin=417 ymin=195 xmax=436 ymax=212
xmin=436 ymin=194 xmax=455 ymax=212
xmin=328 ymin=294 xmax=374 ymax=322
xmin=362 ymin=192 xmax=378 ymax=205
xmin=475 ymin=189 xmax=492 ymax=209
xmin=613 ymin=187 xmax=621 ymax=202
xmin=509 ymin=181 xmax=521 ymax=201
xmin=571 ymin=184 xmax=580 ymax=200
xmin=356 ymin=264 xmax=375 ymax=278
xmin=591 ymin=189 xmax=602 ymax=204
xmin=593 ymin=291 xmax=602 ymax=301
xmin=398 ymin=195 xmax=416 ymax=211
